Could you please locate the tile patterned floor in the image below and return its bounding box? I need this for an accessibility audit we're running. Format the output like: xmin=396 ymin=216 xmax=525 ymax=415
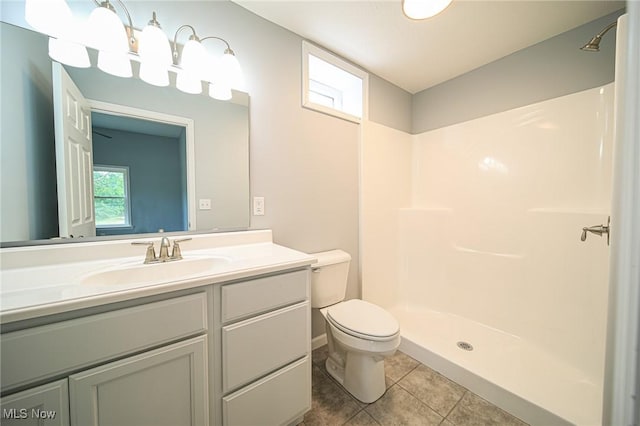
xmin=301 ymin=346 xmax=528 ymax=426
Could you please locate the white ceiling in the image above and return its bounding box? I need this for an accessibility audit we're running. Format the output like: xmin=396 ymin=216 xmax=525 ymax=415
xmin=232 ymin=0 xmax=624 ymax=94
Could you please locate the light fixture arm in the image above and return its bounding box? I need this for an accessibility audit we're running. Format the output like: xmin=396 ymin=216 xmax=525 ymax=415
xmin=93 ymin=0 xmax=136 ymax=48
xmin=200 ymin=36 xmax=233 ymax=54
xmin=173 ymin=24 xmax=200 ymax=63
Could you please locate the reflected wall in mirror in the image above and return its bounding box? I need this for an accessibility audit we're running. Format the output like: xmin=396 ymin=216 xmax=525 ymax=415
xmin=90 ymin=110 xmax=190 ymax=237
xmin=0 ymin=22 xmax=250 ymax=246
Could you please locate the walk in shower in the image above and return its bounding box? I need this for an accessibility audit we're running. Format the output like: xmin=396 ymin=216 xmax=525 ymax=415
xmin=361 ymin=15 xmax=627 ymax=425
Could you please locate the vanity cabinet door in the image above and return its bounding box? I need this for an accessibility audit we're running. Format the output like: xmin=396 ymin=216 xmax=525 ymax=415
xmin=0 ymin=379 xmax=70 ymax=426
xmin=69 ymin=336 xmax=208 ymax=426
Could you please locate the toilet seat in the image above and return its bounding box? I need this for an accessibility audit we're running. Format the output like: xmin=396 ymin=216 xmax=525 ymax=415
xmin=326 ymin=299 xmax=399 ymax=342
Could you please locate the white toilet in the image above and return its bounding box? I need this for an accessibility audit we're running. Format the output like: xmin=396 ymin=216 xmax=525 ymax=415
xmin=310 ymin=249 xmax=401 ymax=403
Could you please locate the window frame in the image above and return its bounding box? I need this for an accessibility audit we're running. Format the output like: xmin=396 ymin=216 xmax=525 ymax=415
xmin=93 ymin=165 xmax=132 ymax=229
xmin=302 ymin=40 xmax=368 ymax=123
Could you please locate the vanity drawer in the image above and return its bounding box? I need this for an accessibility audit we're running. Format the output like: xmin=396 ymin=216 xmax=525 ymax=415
xmin=222 ymin=356 xmax=311 ymax=426
xmin=1 ymin=293 xmax=207 ymax=392
xmin=221 ymin=269 xmax=308 ymax=323
xmin=222 ymin=302 xmax=309 ymax=393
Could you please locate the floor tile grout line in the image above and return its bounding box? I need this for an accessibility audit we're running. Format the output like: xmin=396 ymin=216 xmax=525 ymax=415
xmin=443 ymin=389 xmax=468 ymax=422
xmin=341 ymin=406 xmax=366 ymax=426
xmin=394 ymin=379 xmax=450 ymax=422
xmin=387 ymin=360 xmax=421 ymax=385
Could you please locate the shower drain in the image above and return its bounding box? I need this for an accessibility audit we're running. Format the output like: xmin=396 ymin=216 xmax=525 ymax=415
xmin=457 ymin=341 xmax=474 ymax=351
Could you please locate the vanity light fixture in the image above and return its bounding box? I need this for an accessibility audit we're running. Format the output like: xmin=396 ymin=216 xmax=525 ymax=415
xmin=25 ymin=0 xmax=90 ymax=68
xmin=402 ymin=0 xmax=453 ymax=20
xmin=172 ymin=26 xmax=244 ymax=100
xmin=24 ymin=0 xmax=243 ymax=100
xmin=86 ymin=0 xmax=135 ymax=78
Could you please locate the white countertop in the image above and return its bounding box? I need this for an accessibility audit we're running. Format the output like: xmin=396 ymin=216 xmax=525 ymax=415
xmin=0 ymin=230 xmax=316 ymax=324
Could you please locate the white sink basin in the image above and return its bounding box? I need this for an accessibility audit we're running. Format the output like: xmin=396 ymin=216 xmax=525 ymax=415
xmin=81 ymin=257 xmax=229 ymax=286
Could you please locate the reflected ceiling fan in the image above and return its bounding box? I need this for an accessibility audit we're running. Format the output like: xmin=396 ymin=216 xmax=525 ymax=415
xmin=92 ymin=130 xmax=112 ymax=139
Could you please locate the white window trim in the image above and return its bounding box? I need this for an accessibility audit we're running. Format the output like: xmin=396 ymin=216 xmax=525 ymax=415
xmin=309 ymin=79 xmax=343 ymax=109
xmin=302 ymin=40 xmax=369 ymax=123
xmin=93 ymin=165 xmax=132 ymax=229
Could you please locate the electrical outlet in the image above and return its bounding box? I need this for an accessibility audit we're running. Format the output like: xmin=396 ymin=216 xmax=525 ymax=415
xmin=199 ymin=199 xmax=211 ymax=210
xmin=253 ymin=197 xmax=265 ymax=216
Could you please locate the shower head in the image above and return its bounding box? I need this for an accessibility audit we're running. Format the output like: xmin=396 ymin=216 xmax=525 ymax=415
xmin=580 ymin=21 xmax=617 ymax=52
xmin=580 ymin=36 xmax=603 ymax=52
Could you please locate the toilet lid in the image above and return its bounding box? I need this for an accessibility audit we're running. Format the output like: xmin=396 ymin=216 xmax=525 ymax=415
xmin=327 ymin=299 xmax=399 ymax=339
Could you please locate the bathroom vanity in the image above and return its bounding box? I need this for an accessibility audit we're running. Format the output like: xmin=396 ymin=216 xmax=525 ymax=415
xmin=0 ymin=231 xmax=314 ymax=426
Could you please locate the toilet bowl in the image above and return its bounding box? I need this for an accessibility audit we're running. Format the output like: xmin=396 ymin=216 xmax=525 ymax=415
xmin=310 ymin=250 xmax=401 ymax=403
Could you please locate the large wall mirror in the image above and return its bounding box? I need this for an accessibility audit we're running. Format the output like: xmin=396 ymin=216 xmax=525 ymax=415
xmin=0 ymin=22 xmax=250 ymax=246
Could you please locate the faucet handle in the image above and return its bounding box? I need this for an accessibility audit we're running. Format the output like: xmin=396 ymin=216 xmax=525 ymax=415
xmin=171 ymin=238 xmax=192 ymax=260
xmin=131 ymin=241 xmax=157 ymax=263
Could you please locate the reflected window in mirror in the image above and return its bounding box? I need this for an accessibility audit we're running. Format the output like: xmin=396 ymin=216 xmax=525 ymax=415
xmin=93 ymin=165 xmax=131 ymax=229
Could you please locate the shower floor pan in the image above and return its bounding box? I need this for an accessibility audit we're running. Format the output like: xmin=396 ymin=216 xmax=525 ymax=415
xmin=389 ymin=306 xmax=601 ymax=426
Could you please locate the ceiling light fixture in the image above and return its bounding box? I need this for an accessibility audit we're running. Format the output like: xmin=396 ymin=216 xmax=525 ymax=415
xmin=23 ymin=0 xmax=243 ymax=101
xmin=402 ymin=0 xmax=453 ymax=20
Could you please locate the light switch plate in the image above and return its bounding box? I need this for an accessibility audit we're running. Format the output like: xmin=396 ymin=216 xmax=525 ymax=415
xmin=253 ymin=197 xmax=265 ymax=216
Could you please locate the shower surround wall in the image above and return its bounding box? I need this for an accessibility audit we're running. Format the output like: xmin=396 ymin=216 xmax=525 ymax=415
xmin=362 ymin=84 xmax=614 ymax=425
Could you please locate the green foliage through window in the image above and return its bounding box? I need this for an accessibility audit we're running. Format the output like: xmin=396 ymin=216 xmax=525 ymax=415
xmin=93 ymin=167 xmax=130 ymax=227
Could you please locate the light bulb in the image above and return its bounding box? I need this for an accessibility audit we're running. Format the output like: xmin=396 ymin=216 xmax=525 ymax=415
xmin=139 ymin=63 xmax=169 ymax=87
xmin=179 ymin=39 xmax=209 ymax=81
xmin=209 ymin=82 xmax=232 ymax=101
xmin=219 ymin=50 xmax=244 ymax=91
xmin=139 ymin=20 xmax=171 ymax=87
xmin=87 ymin=5 xmax=129 ymax=53
xmin=25 ymin=0 xmax=72 ymax=37
xmin=49 ymin=37 xmax=90 ymax=68
xmin=176 ymin=71 xmax=203 ymax=94
xmin=98 ymin=51 xmax=132 ymax=78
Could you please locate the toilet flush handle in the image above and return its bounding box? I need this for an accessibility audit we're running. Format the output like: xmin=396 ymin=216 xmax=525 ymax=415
xmin=311 ymin=267 xmax=322 ymax=273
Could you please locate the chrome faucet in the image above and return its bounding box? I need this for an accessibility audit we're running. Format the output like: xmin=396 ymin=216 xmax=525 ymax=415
xmin=158 ymin=237 xmax=172 ymax=262
xmin=131 ymin=237 xmax=192 ymax=264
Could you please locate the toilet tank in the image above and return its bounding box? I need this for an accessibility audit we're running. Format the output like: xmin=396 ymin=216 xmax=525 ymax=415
xmin=309 ymin=249 xmax=351 ymax=308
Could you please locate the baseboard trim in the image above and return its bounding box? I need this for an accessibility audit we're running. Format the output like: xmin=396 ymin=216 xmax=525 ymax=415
xmin=312 ymin=334 xmax=327 ymax=350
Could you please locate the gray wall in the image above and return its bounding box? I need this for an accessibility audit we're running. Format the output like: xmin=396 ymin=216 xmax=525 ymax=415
xmin=0 ymin=23 xmax=58 ymax=242
xmin=369 ymin=74 xmax=412 ymax=133
xmin=412 ymin=9 xmax=625 ymax=133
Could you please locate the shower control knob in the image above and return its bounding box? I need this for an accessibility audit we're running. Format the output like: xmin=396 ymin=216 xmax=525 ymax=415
xmin=580 ymin=216 xmax=610 ymax=245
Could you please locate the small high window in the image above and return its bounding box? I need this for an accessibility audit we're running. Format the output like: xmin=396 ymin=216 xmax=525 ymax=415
xmin=93 ymin=165 xmax=131 ymax=228
xmin=302 ymin=41 xmax=368 ymax=122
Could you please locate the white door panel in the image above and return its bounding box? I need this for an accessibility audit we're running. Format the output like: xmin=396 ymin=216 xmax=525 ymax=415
xmin=52 ymin=62 xmax=95 ymax=238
